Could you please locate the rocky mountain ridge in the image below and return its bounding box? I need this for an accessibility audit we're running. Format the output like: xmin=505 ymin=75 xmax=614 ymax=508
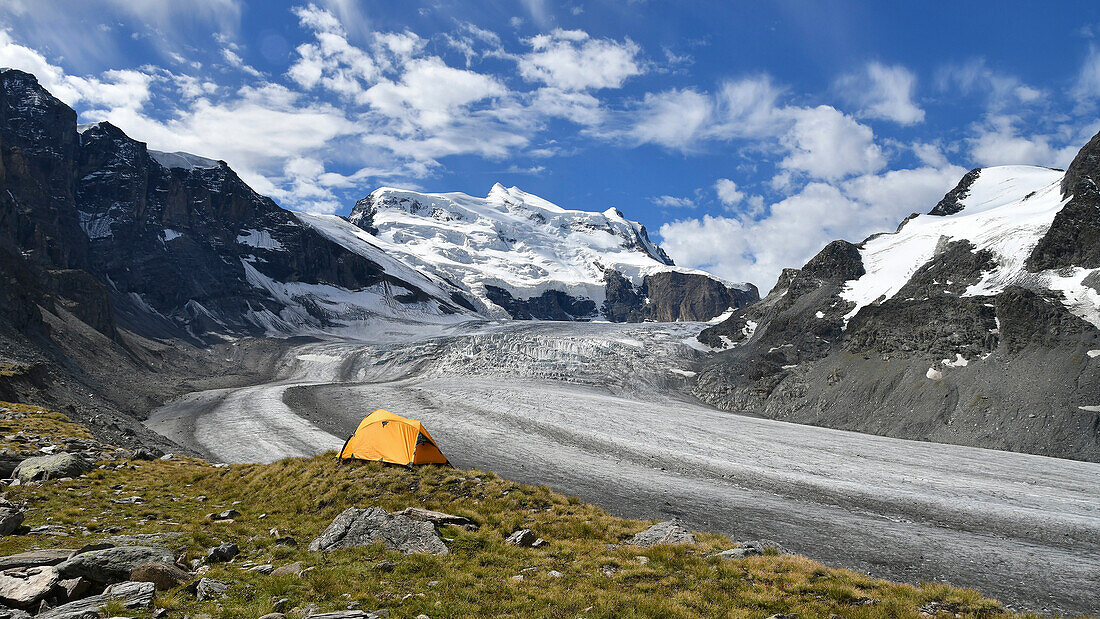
xmin=692 ymin=151 xmax=1100 ymax=461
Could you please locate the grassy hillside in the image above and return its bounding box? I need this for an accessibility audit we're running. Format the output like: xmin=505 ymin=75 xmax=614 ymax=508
xmin=0 ymin=402 xmax=1033 ymax=618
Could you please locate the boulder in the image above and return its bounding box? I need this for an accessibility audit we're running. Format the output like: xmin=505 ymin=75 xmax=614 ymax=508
xmin=0 ymin=608 xmax=31 ymax=618
xmin=205 ymin=542 xmax=239 ymax=563
xmin=54 ymin=576 xmax=90 ymax=601
xmin=195 ymin=577 xmax=227 ymax=601
xmin=627 ymin=520 xmax=696 ymax=548
xmin=504 ymin=529 xmax=544 ymax=548
xmin=0 ymin=565 xmax=59 ymax=607
xmin=269 ymin=561 xmax=303 ymax=577
xmin=11 ymin=454 xmax=91 ymax=483
xmin=56 ymin=546 xmax=176 ymax=583
xmin=208 ymin=509 xmax=240 ymax=521
xmin=308 ymin=507 xmax=448 ymax=555
xmin=395 ymin=507 xmax=478 ymax=531
xmin=0 ymin=549 xmax=73 ymax=570
xmin=36 ymin=581 xmax=154 ymax=619
xmin=0 ymin=500 xmax=24 ymax=536
xmin=712 ymin=540 xmax=784 ymax=560
xmin=129 ymin=562 xmax=190 ymax=590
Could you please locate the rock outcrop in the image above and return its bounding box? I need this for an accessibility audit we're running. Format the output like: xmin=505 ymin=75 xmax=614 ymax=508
xmin=308 ymin=507 xmax=449 ymax=555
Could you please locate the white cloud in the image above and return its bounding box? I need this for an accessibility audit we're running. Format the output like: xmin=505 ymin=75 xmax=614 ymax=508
xmin=935 ymin=58 xmax=1045 ymax=113
xmin=968 ymin=115 xmax=1079 ymax=169
xmin=779 ymin=105 xmax=885 ymax=180
xmin=714 ymin=178 xmax=744 ymax=206
xmin=651 ymin=195 xmax=695 ymax=209
xmin=627 ymin=88 xmax=712 ymax=149
xmin=518 ymin=29 xmax=642 ymax=91
xmin=660 ymin=163 xmax=964 ymax=289
xmin=836 ymin=62 xmax=924 ymax=125
xmin=1073 ymin=45 xmax=1100 ymax=107
xmin=221 ymin=48 xmax=261 ymax=77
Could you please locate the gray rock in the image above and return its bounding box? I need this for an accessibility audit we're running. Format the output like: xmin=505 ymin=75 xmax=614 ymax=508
xmin=627 ymin=520 xmax=696 ymax=547
xmin=395 ymin=507 xmax=478 ymax=530
xmin=195 ymin=577 xmax=228 ymax=601
xmin=205 ymin=542 xmax=239 ymax=563
xmin=0 ymin=565 xmax=59 ymax=607
xmin=0 ymin=549 xmax=73 ymax=570
xmin=56 ymin=546 xmax=176 ymax=583
xmin=249 ymin=564 xmax=274 ymax=574
xmin=55 ymin=576 xmax=90 ymax=601
xmin=258 ymin=614 xmax=287 ymax=619
xmin=712 ymin=540 xmax=785 ymax=560
xmin=129 ymin=562 xmax=190 ymax=590
xmin=209 ymin=509 xmax=241 ymax=521
xmin=308 ymin=507 xmax=448 ymax=555
xmin=0 ymin=500 xmax=24 ymax=536
xmin=37 ymin=581 xmax=155 ymax=619
xmin=269 ymin=561 xmax=303 ymax=577
xmin=307 ymin=612 xmax=376 ymax=619
xmin=11 ymin=454 xmax=91 ymax=483
xmin=0 ymin=608 xmax=31 ymax=619
xmin=504 ymin=529 xmax=542 ymax=548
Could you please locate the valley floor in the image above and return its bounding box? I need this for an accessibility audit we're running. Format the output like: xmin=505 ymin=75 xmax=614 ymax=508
xmin=146 ymin=321 xmax=1100 ymax=616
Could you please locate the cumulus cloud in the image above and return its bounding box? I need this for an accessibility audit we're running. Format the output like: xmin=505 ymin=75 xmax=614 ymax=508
xmin=836 ymin=62 xmax=924 ymax=125
xmin=968 ymin=115 xmax=1080 ymax=169
xmin=660 ymin=163 xmax=965 ymax=289
xmin=714 ymin=178 xmax=744 ymax=207
xmin=627 ymin=89 xmax=712 ymax=149
xmin=935 ymin=58 xmax=1045 ymax=113
xmin=779 ymin=105 xmax=886 ymax=180
xmin=517 ymin=29 xmax=643 ymax=91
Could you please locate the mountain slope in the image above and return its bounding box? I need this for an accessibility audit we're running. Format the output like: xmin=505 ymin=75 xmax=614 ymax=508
xmin=692 ymin=150 xmax=1100 ymax=461
xmin=349 ymin=185 xmax=759 ymax=321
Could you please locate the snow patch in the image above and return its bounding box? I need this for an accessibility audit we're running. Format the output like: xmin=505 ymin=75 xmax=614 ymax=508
xmin=1088 ymin=350 xmax=1100 ymax=358
xmin=150 ymin=150 xmax=220 ymax=170
xmin=78 ymin=210 xmax=113 ymax=239
xmin=1078 ymin=405 xmax=1100 ymax=413
xmin=815 ymin=311 xmax=825 ymax=319
xmin=669 ymin=369 xmax=696 ymax=377
xmin=236 ymin=229 xmax=284 ymax=250
xmin=926 ymin=367 xmax=943 ymax=380
xmin=163 ymin=229 xmax=183 ymax=241
xmin=942 ymin=353 xmax=969 ymax=368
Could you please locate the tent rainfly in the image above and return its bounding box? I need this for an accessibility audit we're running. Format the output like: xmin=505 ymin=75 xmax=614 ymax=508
xmin=338 ymin=409 xmax=449 ymax=466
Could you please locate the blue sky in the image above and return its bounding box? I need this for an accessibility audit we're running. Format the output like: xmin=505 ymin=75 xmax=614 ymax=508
xmin=2 ymin=1 xmax=1100 ymax=289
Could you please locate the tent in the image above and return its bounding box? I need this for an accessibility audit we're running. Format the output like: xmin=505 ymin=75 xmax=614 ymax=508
xmin=338 ymin=409 xmax=449 ymax=466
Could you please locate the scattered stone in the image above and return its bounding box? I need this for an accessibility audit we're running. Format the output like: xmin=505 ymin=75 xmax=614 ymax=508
xmin=0 ymin=550 xmax=72 ymax=571
xmin=259 ymin=614 xmax=288 ymax=619
xmin=27 ymin=525 xmax=68 ymax=536
xmin=765 ymin=614 xmax=798 ymax=619
xmin=110 ymin=496 xmax=144 ymax=505
xmin=270 ymin=561 xmax=303 ymax=577
xmin=209 ymin=509 xmax=241 ymax=521
xmin=547 ymin=570 xmax=564 ymax=578
xmin=627 ymin=520 xmax=696 ymax=547
xmin=510 ymin=574 xmax=523 ymax=582
xmin=0 ymin=500 xmax=24 ymax=536
xmin=37 ymin=581 xmax=155 ymax=619
xmin=504 ymin=529 xmax=544 ymax=548
xmin=195 ymin=577 xmax=228 ymax=601
xmin=56 ymin=546 xmax=176 ymax=584
xmin=394 ymin=507 xmax=478 ymax=531
xmin=635 ymin=556 xmax=649 ymax=565
xmin=205 ymin=542 xmax=239 ymax=564
xmin=130 ymin=448 xmax=158 ymax=461
xmin=712 ymin=540 xmax=784 ymax=560
xmin=374 ymin=561 xmax=395 ymax=573
xmin=309 ymin=507 xmax=448 ymax=555
xmin=129 ymin=562 xmax=190 ymax=590
xmin=273 ymin=597 xmax=290 ymax=612
xmin=275 ymin=536 xmax=299 ymax=547
xmin=307 ymin=613 xmax=375 ymax=619
xmin=12 ymin=454 xmax=91 ymax=483
xmin=0 ymin=565 xmax=59 ymax=607
xmin=249 ymin=564 xmax=275 ymax=574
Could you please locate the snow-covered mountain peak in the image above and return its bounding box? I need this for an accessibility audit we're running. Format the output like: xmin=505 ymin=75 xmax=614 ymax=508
xmin=349 ymin=184 xmax=756 ymax=320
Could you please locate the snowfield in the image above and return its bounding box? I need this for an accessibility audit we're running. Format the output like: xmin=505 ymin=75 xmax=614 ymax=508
xmin=842 ymin=166 xmax=1100 ymax=326
xmin=148 ymin=320 xmax=1100 ymax=616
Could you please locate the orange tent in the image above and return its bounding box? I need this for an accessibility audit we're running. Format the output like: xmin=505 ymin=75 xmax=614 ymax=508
xmin=338 ymin=409 xmax=449 ymax=466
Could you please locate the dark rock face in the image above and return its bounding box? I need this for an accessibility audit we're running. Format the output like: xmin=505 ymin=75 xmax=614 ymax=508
xmin=800 ymin=240 xmax=865 ymax=281
xmin=995 ymin=286 xmax=1095 ymax=354
xmin=1026 ymin=180 xmax=1100 ymax=271
xmin=485 ymin=285 xmax=597 ymax=320
xmin=0 ymin=69 xmax=467 ymax=340
xmin=929 ymin=168 xmax=981 ymax=216
xmin=846 ymin=296 xmax=998 ymax=358
xmin=1060 ymin=131 xmax=1100 ymax=197
xmin=601 ymin=270 xmax=759 ymax=323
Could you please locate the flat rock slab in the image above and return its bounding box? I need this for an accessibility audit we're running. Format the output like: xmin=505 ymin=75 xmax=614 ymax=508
xmin=628 ymin=520 xmax=696 ymax=547
xmin=309 ymin=507 xmax=448 ymax=555
xmin=395 ymin=507 xmax=478 ymax=530
xmin=129 ymin=562 xmax=190 ymax=590
xmin=12 ymin=454 xmax=91 ymax=482
xmin=56 ymin=546 xmax=176 ymax=583
xmin=195 ymin=577 xmax=228 ymax=601
xmin=37 ymin=580 xmax=155 ymax=619
xmin=0 ymin=549 xmax=74 ymax=570
xmin=0 ymin=565 xmax=59 ymax=607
